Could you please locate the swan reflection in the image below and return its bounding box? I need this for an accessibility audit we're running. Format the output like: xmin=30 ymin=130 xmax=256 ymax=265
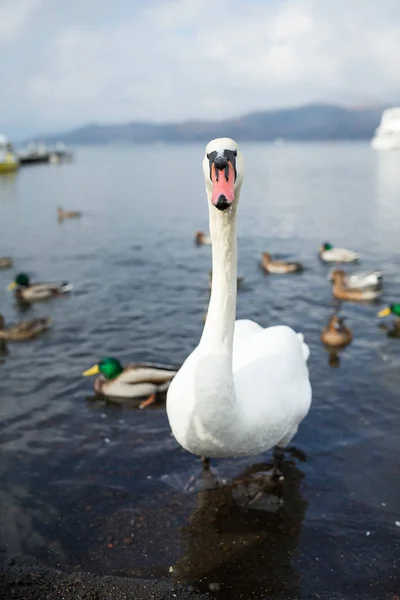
xmin=172 ymin=458 xmax=308 ymax=599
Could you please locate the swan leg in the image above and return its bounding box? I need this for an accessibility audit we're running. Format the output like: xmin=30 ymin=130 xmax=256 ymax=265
xmin=272 ymin=446 xmax=285 ymax=481
xmin=138 ymin=393 xmax=157 ymax=409
xmin=183 ymin=457 xmax=221 ymax=493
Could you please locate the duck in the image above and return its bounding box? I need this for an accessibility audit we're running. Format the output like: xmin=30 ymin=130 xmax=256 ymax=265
xmin=260 ymin=252 xmax=303 ymax=274
xmin=377 ymin=304 xmax=400 ymax=338
xmin=7 ymin=273 xmax=73 ymax=303
xmin=330 ymin=269 xmax=382 ymax=301
xmin=319 ymin=242 xmax=360 ymax=263
xmin=321 ymin=314 xmax=352 ymax=348
xmin=83 ymin=357 xmax=177 ymax=408
xmin=0 ymin=314 xmax=51 ymax=341
xmin=0 ymin=257 xmax=13 ymax=269
xmin=208 ymin=270 xmax=243 ymax=290
xmin=340 ymin=269 xmax=382 ymax=290
xmin=167 ymin=138 xmax=311 ymax=477
xmin=194 ymin=231 xmax=211 ymax=246
xmin=57 ymin=207 xmax=82 ymax=220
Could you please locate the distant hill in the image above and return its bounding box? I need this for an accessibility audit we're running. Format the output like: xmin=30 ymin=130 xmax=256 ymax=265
xmin=35 ymin=103 xmax=386 ymax=145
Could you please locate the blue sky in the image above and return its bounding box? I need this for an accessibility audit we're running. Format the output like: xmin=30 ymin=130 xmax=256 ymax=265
xmin=1 ymin=0 xmax=399 ymax=139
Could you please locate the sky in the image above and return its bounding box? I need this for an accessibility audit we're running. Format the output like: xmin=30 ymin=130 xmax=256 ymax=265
xmin=1 ymin=0 xmax=400 ymax=139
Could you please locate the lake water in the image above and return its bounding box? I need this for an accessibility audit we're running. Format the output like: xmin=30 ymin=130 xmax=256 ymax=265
xmin=0 ymin=143 xmax=400 ymax=599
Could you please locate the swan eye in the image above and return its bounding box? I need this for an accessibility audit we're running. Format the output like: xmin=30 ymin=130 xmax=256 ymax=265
xmin=234 ymin=150 xmax=237 ymax=157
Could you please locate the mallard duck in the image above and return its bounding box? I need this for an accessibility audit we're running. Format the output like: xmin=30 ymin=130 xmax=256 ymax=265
xmin=167 ymin=138 xmax=311 ymax=478
xmin=83 ymin=357 xmax=177 ymax=408
xmin=57 ymin=207 xmax=82 ymax=220
xmin=0 ymin=314 xmax=51 ymax=341
xmin=321 ymin=314 xmax=352 ymax=348
xmin=0 ymin=257 xmax=13 ymax=269
xmin=7 ymin=273 xmax=73 ymax=302
xmin=208 ymin=270 xmax=243 ymax=290
xmin=319 ymin=242 xmax=360 ymax=263
xmin=194 ymin=231 xmax=211 ymax=246
xmin=330 ymin=269 xmax=381 ymax=301
xmin=377 ymin=304 xmax=400 ymax=337
xmin=261 ymin=252 xmax=303 ymax=274
xmin=341 ymin=269 xmax=382 ymax=290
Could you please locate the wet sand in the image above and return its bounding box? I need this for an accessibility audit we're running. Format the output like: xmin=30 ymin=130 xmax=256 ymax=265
xmin=0 ymin=563 xmax=210 ymax=600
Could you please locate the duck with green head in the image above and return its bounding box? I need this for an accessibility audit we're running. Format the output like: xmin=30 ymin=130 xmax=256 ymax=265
xmin=7 ymin=273 xmax=72 ymax=302
xmin=319 ymin=242 xmax=361 ymax=263
xmin=83 ymin=357 xmax=177 ymax=408
xmin=378 ymin=304 xmax=400 ymax=337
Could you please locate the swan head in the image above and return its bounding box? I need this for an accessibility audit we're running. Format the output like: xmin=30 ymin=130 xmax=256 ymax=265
xmin=203 ymin=138 xmax=244 ymax=212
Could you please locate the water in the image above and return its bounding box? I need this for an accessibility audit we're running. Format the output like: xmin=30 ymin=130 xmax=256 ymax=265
xmin=0 ymin=143 xmax=400 ymax=599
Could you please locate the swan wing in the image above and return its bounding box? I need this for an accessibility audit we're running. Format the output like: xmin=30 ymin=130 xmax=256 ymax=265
xmin=232 ymin=325 xmax=312 ymax=450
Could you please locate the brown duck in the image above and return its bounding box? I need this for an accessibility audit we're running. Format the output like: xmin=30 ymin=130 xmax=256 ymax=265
xmin=0 ymin=257 xmax=13 ymax=269
xmin=0 ymin=314 xmax=51 ymax=341
xmin=194 ymin=231 xmax=211 ymax=246
xmin=57 ymin=207 xmax=82 ymax=221
xmin=321 ymin=314 xmax=352 ymax=348
xmin=330 ymin=269 xmax=381 ymax=302
xmin=261 ymin=252 xmax=303 ymax=274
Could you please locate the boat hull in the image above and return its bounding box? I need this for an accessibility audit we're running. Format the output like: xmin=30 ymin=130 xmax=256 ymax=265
xmin=0 ymin=161 xmax=19 ymax=174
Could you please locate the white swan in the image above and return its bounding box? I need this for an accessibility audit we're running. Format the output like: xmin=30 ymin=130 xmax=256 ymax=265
xmin=166 ymin=138 xmax=312 ymax=462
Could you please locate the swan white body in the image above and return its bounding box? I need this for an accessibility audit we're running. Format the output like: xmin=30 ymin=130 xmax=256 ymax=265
xmin=167 ymin=138 xmax=312 ymax=458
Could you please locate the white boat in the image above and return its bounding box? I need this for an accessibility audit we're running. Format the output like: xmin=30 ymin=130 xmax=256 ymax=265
xmin=371 ymin=108 xmax=400 ymax=151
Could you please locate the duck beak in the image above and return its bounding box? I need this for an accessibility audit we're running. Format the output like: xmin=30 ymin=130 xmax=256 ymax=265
xmin=82 ymin=364 xmax=100 ymax=376
xmin=7 ymin=281 xmax=17 ymax=291
xmin=377 ymin=307 xmax=391 ymax=318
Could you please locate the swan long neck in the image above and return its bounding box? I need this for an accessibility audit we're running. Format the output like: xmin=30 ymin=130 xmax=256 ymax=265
xmin=200 ymin=202 xmax=238 ymax=352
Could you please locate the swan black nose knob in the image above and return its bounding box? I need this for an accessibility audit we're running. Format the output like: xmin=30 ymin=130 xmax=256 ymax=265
xmin=213 ymin=155 xmax=228 ymax=170
xmin=215 ymin=194 xmax=230 ymax=211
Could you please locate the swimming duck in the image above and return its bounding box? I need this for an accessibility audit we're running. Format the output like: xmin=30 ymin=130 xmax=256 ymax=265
xmin=0 ymin=257 xmax=13 ymax=269
xmin=261 ymin=252 xmax=303 ymax=274
xmin=83 ymin=357 xmax=177 ymax=408
xmin=330 ymin=269 xmax=381 ymax=301
xmin=7 ymin=273 xmax=73 ymax=303
xmin=57 ymin=207 xmax=82 ymax=220
xmin=377 ymin=304 xmax=400 ymax=337
xmin=319 ymin=242 xmax=360 ymax=263
xmin=167 ymin=138 xmax=311 ymax=477
xmin=0 ymin=314 xmax=51 ymax=341
xmin=194 ymin=231 xmax=211 ymax=246
xmin=321 ymin=314 xmax=352 ymax=348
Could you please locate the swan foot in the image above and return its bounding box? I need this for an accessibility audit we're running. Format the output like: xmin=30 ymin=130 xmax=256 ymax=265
xmin=183 ymin=458 xmax=223 ymax=493
xmin=138 ymin=393 xmax=157 ymax=409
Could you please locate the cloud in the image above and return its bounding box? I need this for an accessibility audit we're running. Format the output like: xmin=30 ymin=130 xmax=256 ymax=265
xmin=0 ymin=0 xmax=399 ymax=138
xmin=0 ymin=0 xmax=42 ymax=41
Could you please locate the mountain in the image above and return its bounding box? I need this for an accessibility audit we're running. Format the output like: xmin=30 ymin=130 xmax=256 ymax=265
xmin=35 ymin=104 xmax=385 ymax=145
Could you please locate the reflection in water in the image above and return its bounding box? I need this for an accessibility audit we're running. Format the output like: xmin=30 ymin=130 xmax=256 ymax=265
xmin=378 ymin=322 xmax=400 ymax=339
xmin=326 ymin=347 xmax=341 ymax=368
xmin=172 ymin=459 xmax=307 ymax=599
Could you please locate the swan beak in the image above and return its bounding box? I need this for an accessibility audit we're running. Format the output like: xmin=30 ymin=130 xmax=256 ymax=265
xmin=82 ymin=364 xmax=100 ymax=376
xmin=377 ymin=307 xmax=391 ymax=318
xmin=211 ymin=162 xmax=235 ymax=211
xmin=7 ymin=281 xmax=17 ymax=291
